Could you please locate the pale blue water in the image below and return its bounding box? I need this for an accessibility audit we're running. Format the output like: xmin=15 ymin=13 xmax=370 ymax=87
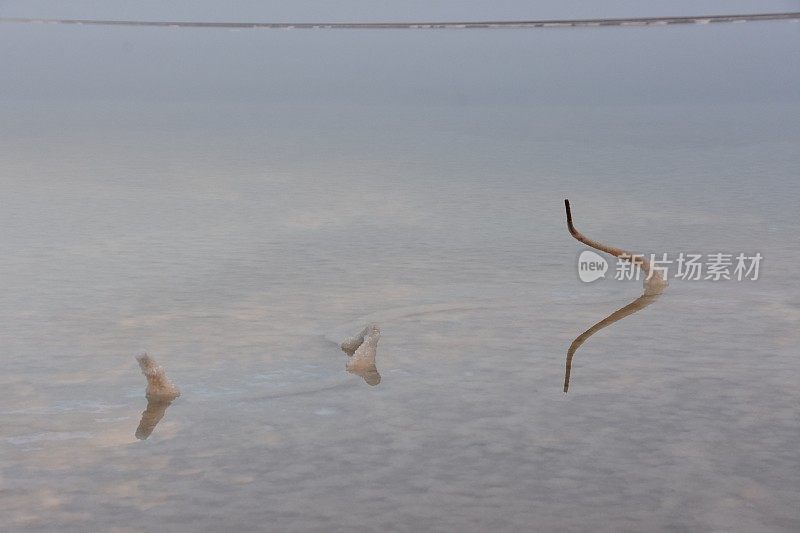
xmin=1 ymin=19 xmax=799 ymax=533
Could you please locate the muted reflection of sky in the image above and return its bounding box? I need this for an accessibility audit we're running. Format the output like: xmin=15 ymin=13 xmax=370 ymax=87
xmin=1 ymin=5 xmax=799 ymax=532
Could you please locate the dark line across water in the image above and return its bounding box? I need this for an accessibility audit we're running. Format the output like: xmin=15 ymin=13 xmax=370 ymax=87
xmin=1 ymin=12 xmax=798 ymax=30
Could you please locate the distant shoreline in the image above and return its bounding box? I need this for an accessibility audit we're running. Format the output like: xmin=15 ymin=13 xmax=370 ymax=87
xmin=1 ymin=12 xmax=799 ymax=30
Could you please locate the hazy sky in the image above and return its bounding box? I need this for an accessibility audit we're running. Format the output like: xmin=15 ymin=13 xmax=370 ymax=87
xmin=0 ymin=0 xmax=798 ymax=107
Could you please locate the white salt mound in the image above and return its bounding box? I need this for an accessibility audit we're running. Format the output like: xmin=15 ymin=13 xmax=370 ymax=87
xmin=340 ymin=324 xmax=381 ymax=386
xmin=136 ymin=352 xmax=181 ymax=400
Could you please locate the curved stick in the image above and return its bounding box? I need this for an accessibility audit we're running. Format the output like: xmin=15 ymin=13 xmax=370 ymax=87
xmin=566 ymin=199 xmax=659 ymax=283
xmin=565 ymin=199 xmax=666 ymax=293
xmin=563 ymin=199 xmax=665 ymax=392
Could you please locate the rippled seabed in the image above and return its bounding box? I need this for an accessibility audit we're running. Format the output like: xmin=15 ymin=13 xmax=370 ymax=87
xmin=2 ymin=31 xmax=800 ymax=533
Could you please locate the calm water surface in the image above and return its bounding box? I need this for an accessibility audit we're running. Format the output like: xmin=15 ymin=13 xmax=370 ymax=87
xmin=1 ymin=22 xmax=799 ymax=533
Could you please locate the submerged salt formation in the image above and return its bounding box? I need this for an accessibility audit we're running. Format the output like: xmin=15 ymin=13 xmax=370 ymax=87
xmin=340 ymin=324 xmax=381 ymax=386
xmin=563 ymin=199 xmax=665 ymax=392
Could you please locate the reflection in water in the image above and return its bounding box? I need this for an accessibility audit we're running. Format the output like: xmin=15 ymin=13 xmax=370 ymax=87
xmin=135 ymin=397 xmax=176 ymax=440
xmin=563 ymin=199 xmax=666 ymax=392
xmin=135 ymin=352 xmax=180 ymax=439
xmin=564 ymin=292 xmax=660 ymax=392
xmin=340 ymin=324 xmax=381 ymax=386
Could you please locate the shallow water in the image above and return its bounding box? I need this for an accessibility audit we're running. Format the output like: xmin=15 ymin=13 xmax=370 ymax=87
xmin=2 ymin=19 xmax=800 ymax=533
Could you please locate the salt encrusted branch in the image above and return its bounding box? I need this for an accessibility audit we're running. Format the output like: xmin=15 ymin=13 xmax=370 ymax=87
xmin=565 ymin=199 xmax=666 ymax=295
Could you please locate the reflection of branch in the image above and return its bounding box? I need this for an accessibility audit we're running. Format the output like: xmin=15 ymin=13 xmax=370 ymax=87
xmin=135 ymin=398 xmax=175 ymax=440
xmin=564 ymin=292 xmax=660 ymax=392
xmin=563 ymin=199 xmax=666 ymax=392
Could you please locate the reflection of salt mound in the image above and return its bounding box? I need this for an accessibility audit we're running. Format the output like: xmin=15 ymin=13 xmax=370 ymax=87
xmin=135 ymin=398 xmax=175 ymax=440
xmin=136 ymin=352 xmax=181 ymax=400
xmin=340 ymin=324 xmax=381 ymax=386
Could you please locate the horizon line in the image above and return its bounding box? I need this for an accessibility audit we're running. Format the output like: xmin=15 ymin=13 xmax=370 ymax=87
xmin=1 ymin=12 xmax=799 ymax=30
